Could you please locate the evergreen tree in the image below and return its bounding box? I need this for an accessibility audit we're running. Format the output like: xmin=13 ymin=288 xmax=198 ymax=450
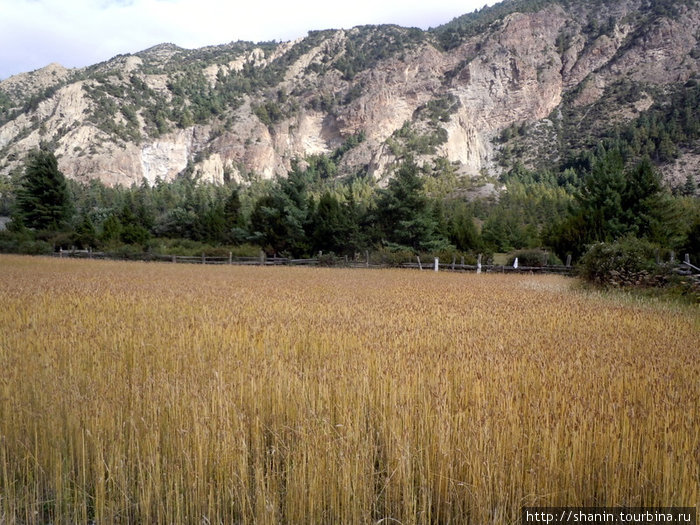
xmin=310 ymin=192 xmax=351 ymax=255
xmin=577 ymin=147 xmax=626 ymax=242
xmin=223 ymin=185 xmax=247 ymax=244
xmin=620 ymin=158 xmax=662 ymax=237
xmin=118 ymin=204 xmax=150 ymax=246
xmin=681 ymin=174 xmax=697 ymax=197
xmin=449 ymin=203 xmax=480 ymax=252
xmin=199 ymin=204 xmax=227 ymax=243
xmin=224 ymin=186 xmax=243 ymax=227
xmin=15 ymin=150 xmax=73 ymax=230
xmin=99 ymin=214 xmax=123 ymax=245
xmin=620 ymin=158 xmax=683 ymax=246
xmin=377 ymin=158 xmax=441 ymax=251
xmin=71 ymin=213 xmax=98 ymax=249
xmin=249 ymin=195 xmax=288 ymax=255
xmin=251 ymin=165 xmax=312 ymax=256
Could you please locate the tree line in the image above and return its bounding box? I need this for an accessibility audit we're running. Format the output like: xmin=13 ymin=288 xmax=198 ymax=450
xmin=1 ymin=147 xmax=698 ymax=269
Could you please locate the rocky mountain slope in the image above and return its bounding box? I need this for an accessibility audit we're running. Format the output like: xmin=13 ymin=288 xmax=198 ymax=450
xmin=1 ymin=0 xmax=698 ymax=188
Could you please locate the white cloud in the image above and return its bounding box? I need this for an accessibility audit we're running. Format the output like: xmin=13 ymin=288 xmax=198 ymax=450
xmin=0 ymin=0 xmax=496 ymax=79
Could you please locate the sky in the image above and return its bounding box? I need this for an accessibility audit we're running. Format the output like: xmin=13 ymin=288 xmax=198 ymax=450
xmin=0 ymin=0 xmax=498 ymax=80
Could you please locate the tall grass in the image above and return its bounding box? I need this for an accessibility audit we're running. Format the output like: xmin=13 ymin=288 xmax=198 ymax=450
xmin=0 ymin=255 xmax=698 ymax=523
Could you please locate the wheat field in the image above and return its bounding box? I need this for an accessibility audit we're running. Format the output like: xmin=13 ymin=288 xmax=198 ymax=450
xmin=0 ymin=255 xmax=698 ymax=524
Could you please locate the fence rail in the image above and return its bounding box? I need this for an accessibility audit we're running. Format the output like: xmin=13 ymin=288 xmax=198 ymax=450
xmin=51 ymin=248 xmax=698 ymax=277
xmin=52 ymin=248 xmax=580 ymax=275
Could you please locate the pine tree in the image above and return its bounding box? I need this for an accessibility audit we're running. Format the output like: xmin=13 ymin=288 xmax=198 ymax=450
xmin=223 ymin=186 xmax=243 ymax=227
xmin=576 ymin=147 xmax=626 ymax=242
xmin=449 ymin=203 xmax=480 ymax=251
xmin=377 ymin=158 xmax=439 ymax=251
xmin=15 ymin=150 xmax=73 ymax=230
xmin=621 ymin=158 xmax=667 ymax=239
xmin=223 ymin=186 xmax=247 ymax=244
xmin=681 ymin=174 xmax=697 ymax=197
xmin=310 ymin=192 xmax=350 ymax=255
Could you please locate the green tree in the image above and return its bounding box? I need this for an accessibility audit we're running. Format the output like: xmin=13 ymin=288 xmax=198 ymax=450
xmin=577 ymin=147 xmax=626 ymax=242
xmin=199 ymin=203 xmax=227 ymax=244
xmin=449 ymin=202 xmax=480 ymax=252
xmin=71 ymin=213 xmax=98 ymax=249
xmin=99 ymin=214 xmax=123 ymax=246
xmin=118 ymin=204 xmax=150 ymax=246
xmin=681 ymin=174 xmax=697 ymax=197
xmin=223 ymin=185 xmax=247 ymax=244
xmin=249 ymin=195 xmax=288 ymax=255
xmin=310 ymin=192 xmax=351 ymax=255
xmin=249 ymin=166 xmax=313 ymax=257
xmin=377 ymin=158 xmax=443 ymax=251
xmin=15 ymin=150 xmax=73 ymax=230
xmin=224 ymin=186 xmax=243 ymax=227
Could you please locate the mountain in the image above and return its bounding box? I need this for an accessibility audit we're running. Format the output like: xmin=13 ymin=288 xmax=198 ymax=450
xmin=1 ymin=0 xmax=698 ymax=189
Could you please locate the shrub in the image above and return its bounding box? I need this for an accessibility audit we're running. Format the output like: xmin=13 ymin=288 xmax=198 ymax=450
xmin=507 ymin=249 xmax=562 ymax=267
xmin=317 ymin=252 xmax=343 ymax=267
xmin=578 ymin=237 xmax=670 ymax=287
xmin=369 ymin=246 xmax=415 ymax=267
xmin=421 ymin=248 xmax=478 ymax=266
xmin=0 ymin=231 xmax=52 ymax=255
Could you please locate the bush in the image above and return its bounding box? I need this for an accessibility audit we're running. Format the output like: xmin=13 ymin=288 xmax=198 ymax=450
xmin=109 ymin=244 xmax=153 ymax=259
xmin=507 ymin=249 xmax=562 ymax=267
xmin=150 ymin=238 xmax=262 ymax=257
xmin=420 ymin=248 xmax=478 ymax=266
xmin=578 ymin=237 xmax=670 ymax=287
xmin=0 ymin=231 xmax=52 ymax=255
xmin=317 ymin=252 xmax=344 ymax=267
xmin=369 ymin=246 xmax=415 ymax=267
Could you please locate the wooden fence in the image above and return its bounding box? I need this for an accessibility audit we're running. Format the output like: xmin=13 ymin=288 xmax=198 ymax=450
xmin=53 ymin=248 xmax=578 ymax=274
xmin=52 ymin=248 xmax=700 ymax=278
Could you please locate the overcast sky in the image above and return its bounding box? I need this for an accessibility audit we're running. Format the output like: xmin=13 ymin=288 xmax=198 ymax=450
xmin=0 ymin=0 xmax=498 ymax=80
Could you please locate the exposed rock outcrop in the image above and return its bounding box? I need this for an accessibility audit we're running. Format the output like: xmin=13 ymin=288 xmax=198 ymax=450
xmin=0 ymin=0 xmax=697 ymax=186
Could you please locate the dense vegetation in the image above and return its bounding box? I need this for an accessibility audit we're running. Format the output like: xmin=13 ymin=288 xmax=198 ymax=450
xmin=432 ymin=0 xmax=698 ymax=50
xmin=2 ymin=146 xmax=698 ymax=288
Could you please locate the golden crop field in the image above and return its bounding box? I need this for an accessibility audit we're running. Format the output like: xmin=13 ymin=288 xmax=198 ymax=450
xmin=0 ymin=255 xmax=698 ymax=524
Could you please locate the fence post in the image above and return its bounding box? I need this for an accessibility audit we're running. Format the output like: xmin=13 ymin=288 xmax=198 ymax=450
xmin=434 ymin=257 xmax=439 ymax=272
xmin=59 ymin=247 xmax=63 ymax=258
xmin=566 ymin=254 xmax=572 ymax=267
xmin=461 ymin=256 xmax=464 ymax=268
xmin=202 ymin=253 xmax=205 ymax=265
xmin=229 ymin=252 xmax=233 ymax=265
xmin=366 ymin=250 xmax=369 ymax=268
xmin=451 ymin=255 xmax=456 ymax=270
xmin=417 ymin=256 xmax=422 ymax=270
xmin=685 ymin=253 xmax=691 ymax=265
xmin=259 ymin=250 xmax=266 ymax=266
xmin=670 ymin=251 xmax=675 ymax=263
xmin=477 ymin=253 xmax=482 ymax=274
xmin=172 ymin=254 xmax=176 ymax=263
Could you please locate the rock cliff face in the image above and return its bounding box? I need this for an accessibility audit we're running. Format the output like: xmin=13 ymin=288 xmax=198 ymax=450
xmin=0 ymin=0 xmax=698 ymax=187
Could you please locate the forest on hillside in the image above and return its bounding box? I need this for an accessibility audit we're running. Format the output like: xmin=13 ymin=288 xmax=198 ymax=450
xmin=2 ymin=134 xmax=698 ymax=273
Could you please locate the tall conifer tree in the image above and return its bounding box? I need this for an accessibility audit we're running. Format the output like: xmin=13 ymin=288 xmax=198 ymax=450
xmin=15 ymin=150 xmax=72 ymax=230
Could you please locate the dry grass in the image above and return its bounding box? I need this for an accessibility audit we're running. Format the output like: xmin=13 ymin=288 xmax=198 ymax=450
xmin=0 ymin=255 xmax=698 ymax=524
